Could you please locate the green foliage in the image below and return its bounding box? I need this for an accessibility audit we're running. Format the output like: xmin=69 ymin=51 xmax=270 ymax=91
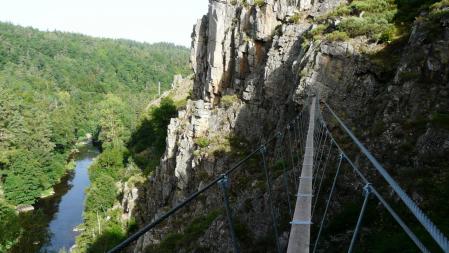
xmin=254 ymin=0 xmax=265 ymax=7
xmin=0 ymin=201 xmax=21 ymax=252
xmin=3 ymin=151 xmax=45 ymax=205
xmin=0 ymin=21 xmax=190 ymax=251
xmin=429 ymin=0 xmax=449 ymax=19
xmin=86 ymin=223 xmax=126 ymax=253
xmin=309 ymin=0 xmax=443 ymax=43
xmin=289 ymin=12 xmax=302 ymax=24
xmin=195 ymin=137 xmax=210 ymax=148
xmin=89 ymin=145 xmax=127 ymax=181
xmin=0 ymin=21 xmax=190 ymax=209
xmin=128 ymin=98 xmax=177 ymax=174
xmin=325 ymin=31 xmax=350 ymax=41
xmin=220 ymin=94 xmax=239 ymax=108
xmin=85 ymin=174 xmax=117 ymax=213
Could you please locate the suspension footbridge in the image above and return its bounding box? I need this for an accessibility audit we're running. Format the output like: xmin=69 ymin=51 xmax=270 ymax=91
xmin=108 ymin=95 xmax=449 ymax=253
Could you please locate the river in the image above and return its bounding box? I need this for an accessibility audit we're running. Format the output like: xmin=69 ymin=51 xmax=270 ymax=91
xmin=11 ymin=142 xmax=99 ymax=253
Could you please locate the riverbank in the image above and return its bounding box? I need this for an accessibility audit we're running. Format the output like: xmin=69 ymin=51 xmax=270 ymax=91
xmin=10 ymin=142 xmax=99 ymax=253
xmin=37 ymin=136 xmax=94 ymax=201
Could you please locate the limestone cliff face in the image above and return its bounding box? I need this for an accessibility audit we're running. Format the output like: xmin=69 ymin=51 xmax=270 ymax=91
xmin=134 ymin=0 xmax=449 ymax=252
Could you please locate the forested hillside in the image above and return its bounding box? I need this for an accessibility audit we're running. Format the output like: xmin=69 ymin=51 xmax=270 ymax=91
xmin=0 ymin=21 xmax=190 ymax=252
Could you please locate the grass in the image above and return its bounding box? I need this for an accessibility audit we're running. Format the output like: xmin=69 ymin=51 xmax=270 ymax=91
xmin=194 ymin=137 xmax=210 ymax=149
xmin=289 ymin=12 xmax=303 ymax=24
xmin=221 ymin=94 xmax=239 ymax=108
xmin=325 ymin=31 xmax=350 ymax=41
xmin=254 ymin=0 xmax=265 ymax=7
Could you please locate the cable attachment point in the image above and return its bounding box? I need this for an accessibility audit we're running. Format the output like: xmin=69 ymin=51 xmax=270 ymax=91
xmin=218 ymin=174 xmax=230 ymax=189
xmin=286 ymin=124 xmax=291 ymax=130
xmin=363 ymin=183 xmax=372 ymax=198
xmin=277 ymin=131 xmax=283 ymax=138
xmin=260 ymin=145 xmax=267 ymax=154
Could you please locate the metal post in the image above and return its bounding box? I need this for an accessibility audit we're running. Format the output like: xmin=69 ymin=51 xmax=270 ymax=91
xmin=261 ymin=146 xmax=281 ymax=253
xmin=218 ymin=175 xmax=241 ymax=253
xmin=348 ymin=184 xmax=371 ymax=253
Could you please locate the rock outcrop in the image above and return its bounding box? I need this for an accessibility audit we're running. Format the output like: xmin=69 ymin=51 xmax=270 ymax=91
xmin=134 ymin=0 xmax=449 ymax=252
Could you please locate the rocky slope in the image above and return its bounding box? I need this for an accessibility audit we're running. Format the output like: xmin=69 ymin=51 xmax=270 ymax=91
xmin=133 ymin=0 xmax=449 ymax=252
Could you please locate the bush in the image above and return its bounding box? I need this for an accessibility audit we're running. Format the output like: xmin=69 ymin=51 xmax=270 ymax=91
xmin=85 ymin=174 xmax=117 ymax=213
xmin=254 ymin=0 xmax=265 ymax=7
xmin=313 ymin=0 xmax=404 ymax=43
xmin=325 ymin=31 xmax=350 ymax=41
xmin=221 ymin=94 xmax=239 ymax=108
xmin=195 ymin=137 xmax=210 ymax=148
xmin=289 ymin=13 xmax=302 ymax=24
xmin=128 ymin=98 xmax=177 ymax=173
xmin=89 ymin=145 xmax=127 ymax=181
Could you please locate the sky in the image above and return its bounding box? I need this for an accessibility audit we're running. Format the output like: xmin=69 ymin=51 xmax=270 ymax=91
xmin=0 ymin=0 xmax=209 ymax=47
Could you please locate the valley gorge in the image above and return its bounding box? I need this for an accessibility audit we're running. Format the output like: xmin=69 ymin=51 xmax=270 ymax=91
xmin=1 ymin=0 xmax=449 ymax=252
xmin=131 ymin=0 xmax=449 ymax=252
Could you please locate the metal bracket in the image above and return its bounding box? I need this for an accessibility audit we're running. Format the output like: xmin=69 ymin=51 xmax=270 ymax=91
xmin=259 ymin=145 xmax=267 ymax=154
xmin=218 ymin=175 xmax=230 ymax=189
xmin=277 ymin=131 xmax=283 ymax=138
xmin=363 ymin=183 xmax=372 ymax=197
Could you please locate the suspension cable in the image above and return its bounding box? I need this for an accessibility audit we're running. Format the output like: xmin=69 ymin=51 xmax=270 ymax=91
xmin=322 ymin=101 xmax=449 ymax=252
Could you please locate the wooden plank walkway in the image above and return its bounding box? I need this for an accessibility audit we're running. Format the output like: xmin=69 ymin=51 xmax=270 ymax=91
xmin=287 ymin=97 xmax=316 ymax=253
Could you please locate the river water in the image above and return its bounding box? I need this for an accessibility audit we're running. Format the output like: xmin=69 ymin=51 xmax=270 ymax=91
xmin=11 ymin=142 xmax=99 ymax=253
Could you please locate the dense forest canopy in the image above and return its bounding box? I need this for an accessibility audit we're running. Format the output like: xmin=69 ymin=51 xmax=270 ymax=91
xmin=0 ymin=21 xmax=190 ymax=250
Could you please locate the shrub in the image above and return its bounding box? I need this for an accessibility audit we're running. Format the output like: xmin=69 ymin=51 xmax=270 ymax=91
xmin=85 ymin=174 xmax=117 ymax=213
xmin=195 ymin=137 xmax=210 ymax=148
xmin=325 ymin=31 xmax=350 ymax=41
xmin=289 ymin=13 xmax=302 ymax=24
xmin=254 ymin=0 xmax=265 ymax=7
xmin=221 ymin=94 xmax=239 ymax=108
xmin=313 ymin=0 xmax=404 ymax=43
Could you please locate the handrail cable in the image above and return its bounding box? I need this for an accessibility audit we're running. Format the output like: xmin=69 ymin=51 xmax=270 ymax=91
xmin=322 ymin=101 xmax=449 ymax=252
xmin=315 ymin=100 xmax=432 ymax=253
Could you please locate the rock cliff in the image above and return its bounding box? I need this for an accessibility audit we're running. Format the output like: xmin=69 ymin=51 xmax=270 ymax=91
xmin=133 ymin=0 xmax=449 ymax=252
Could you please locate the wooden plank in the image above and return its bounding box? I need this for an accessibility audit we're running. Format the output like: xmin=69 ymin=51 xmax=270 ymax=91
xmin=287 ymin=97 xmax=316 ymax=253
